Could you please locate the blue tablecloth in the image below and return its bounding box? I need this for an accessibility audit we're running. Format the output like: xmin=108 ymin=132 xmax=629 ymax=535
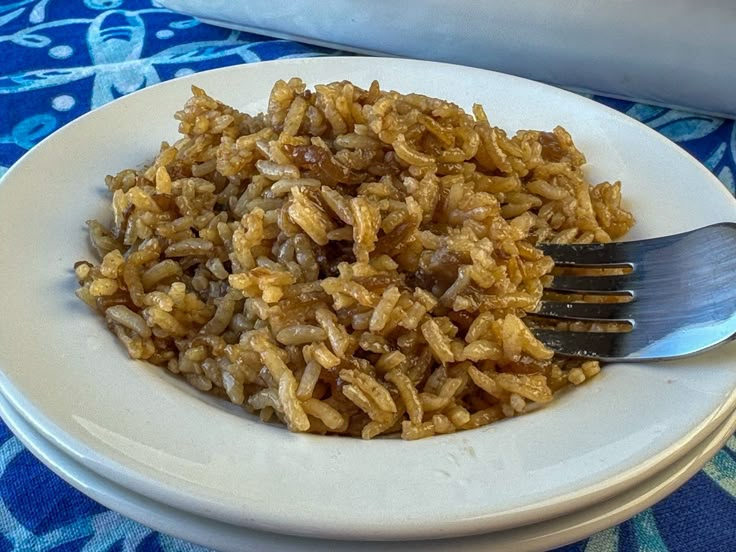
xmin=1 ymin=1 xmax=735 ymax=550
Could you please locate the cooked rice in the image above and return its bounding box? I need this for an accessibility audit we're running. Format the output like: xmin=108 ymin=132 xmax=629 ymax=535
xmin=75 ymin=78 xmax=634 ymax=440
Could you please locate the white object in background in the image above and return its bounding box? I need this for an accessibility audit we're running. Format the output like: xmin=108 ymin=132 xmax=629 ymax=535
xmin=158 ymin=0 xmax=736 ymax=118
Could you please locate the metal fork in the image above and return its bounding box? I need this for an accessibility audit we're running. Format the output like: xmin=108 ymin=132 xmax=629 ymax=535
xmin=531 ymin=222 xmax=736 ymax=361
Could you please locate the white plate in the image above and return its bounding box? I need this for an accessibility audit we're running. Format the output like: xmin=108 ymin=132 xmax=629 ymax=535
xmin=0 ymin=57 xmax=735 ymax=541
xmin=1 ymin=389 xmax=734 ymax=552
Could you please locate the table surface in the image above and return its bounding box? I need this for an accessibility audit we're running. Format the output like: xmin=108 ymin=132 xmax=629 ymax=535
xmin=1 ymin=1 xmax=735 ymax=551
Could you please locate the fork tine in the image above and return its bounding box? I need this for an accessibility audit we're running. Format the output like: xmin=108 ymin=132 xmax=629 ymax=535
xmin=537 ymin=242 xmax=635 ymax=266
xmin=535 ymin=300 xmax=634 ymax=321
xmin=531 ymin=329 xmax=630 ymax=360
xmin=546 ymin=274 xmax=636 ymax=293
xmin=534 ymin=223 xmax=736 ymax=361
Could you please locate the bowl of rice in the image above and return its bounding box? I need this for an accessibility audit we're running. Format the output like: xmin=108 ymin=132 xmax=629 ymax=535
xmin=74 ymin=76 xmax=634 ymax=441
xmin=0 ymin=57 xmax=734 ymax=541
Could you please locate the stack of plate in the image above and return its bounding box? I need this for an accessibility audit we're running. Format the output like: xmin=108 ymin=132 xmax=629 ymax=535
xmin=0 ymin=57 xmax=734 ymax=551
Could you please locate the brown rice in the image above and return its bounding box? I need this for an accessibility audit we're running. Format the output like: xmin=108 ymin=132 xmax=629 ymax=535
xmin=75 ymin=78 xmax=634 ymax=440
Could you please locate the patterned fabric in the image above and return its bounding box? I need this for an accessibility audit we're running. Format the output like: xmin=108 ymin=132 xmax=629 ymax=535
xmin=0 ymin=1 xmax=734 ymax=550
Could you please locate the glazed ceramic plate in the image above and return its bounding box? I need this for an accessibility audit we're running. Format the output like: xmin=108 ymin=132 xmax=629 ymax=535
xmin=0 ymin=57 xmax=735 ymax=541
xmin=1 ymin=390 xmax=734 ymax=551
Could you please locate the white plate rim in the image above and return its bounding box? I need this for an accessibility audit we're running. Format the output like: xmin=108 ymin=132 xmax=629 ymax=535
xmin=0 ymin=56 xmax=735 ymax=540
xmin=0 ymin=389 xmax=734 ymax=552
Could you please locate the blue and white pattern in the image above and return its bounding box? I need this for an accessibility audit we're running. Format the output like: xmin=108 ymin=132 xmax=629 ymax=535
xmin=0 ymin=0 xmax=330 ymax=176
xmin=0 ymin=2 xmax=734 ymax=550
